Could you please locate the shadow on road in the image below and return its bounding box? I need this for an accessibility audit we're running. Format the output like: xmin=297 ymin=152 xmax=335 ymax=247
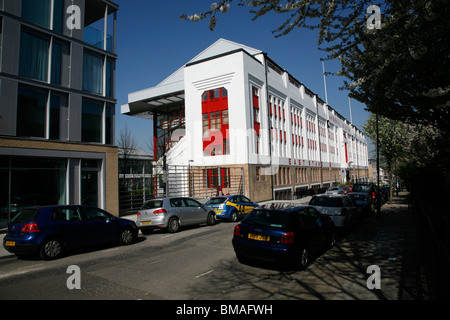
xmin=187 ymin=192 xmax=424 ymax=300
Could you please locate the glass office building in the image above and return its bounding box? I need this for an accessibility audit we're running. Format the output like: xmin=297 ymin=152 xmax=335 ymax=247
xmin=0 ymin=0 xmax=119 ymax=229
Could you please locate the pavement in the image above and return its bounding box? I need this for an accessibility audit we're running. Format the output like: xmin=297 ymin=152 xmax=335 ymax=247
xmin=0 ymin=192 xmax=429 ymax=299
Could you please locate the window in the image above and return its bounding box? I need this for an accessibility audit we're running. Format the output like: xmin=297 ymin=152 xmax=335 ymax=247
xmin=53 ymin=208 xmax=81 ymax=222
xmin=16 ymin=85 xmax=67 ymax=140
xmin=82 ymin=99 xmax=103 ymax=143
xmin=19 ymin=30 xmax=49 ymax=82
xmin=202 ymin=87 xmax=229 ymax=156
xmin=49 ymin=93 xmax=61 ymax=140
xmin=106 ymin=58 xmax=114 ymax=97
xmin=17 ymin=85 xmax=47 ymax=138
xmin=83 ymin=50 xmax=103 ymax=95
xmin=21 ymin=0 xmax=51 ymax=28
xmin=83 ymin=207 xmax=108 ymax=221
xmin=105 ymin=104 xmax=113 ymax=145
xmin=50 ymin=40 xmax=69 ymax=85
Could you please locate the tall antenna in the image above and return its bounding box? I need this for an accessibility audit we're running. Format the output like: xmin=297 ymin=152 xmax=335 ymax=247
xmin=322 ymin=60 xmax=328 ymax=105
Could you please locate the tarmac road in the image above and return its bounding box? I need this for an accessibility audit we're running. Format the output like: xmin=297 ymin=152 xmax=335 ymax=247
xmin=0 ymin=192 xmax=419 ymax=300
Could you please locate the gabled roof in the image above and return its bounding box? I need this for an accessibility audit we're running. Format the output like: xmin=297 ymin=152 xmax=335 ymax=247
xmin=124 ymin=39 xmax=262 ymax=116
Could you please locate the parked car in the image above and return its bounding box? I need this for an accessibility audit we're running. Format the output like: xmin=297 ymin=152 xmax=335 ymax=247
xmin=342 ymin=185 xmax=353 ymax=194
xmin=232 ymin=206 xmax=335 ymax=269
xmin=137 ymin=197 xmax=216 ymax=234
xmin=348 ymin=192 xmax=375 ymax=217
xmin=325 ymin=187 xmax=345 ymax=195
xmin=308 ymin=194 xmax=360 ymax=228
xmin=352 ymin=183 xmax=377 ymax=200
xmin=204 ymin=195 xmax=259 ymax=222
xmin=3 ymin=205 xmax=138 ymax=260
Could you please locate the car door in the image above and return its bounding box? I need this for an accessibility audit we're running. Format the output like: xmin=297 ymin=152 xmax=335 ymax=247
xmin=239 ymin=196 xmax=257 ymax=216
xmin=80 ymin=206 xmax=116 ymax=244
xmin=305 ymin=207 xmax=327 ymax=250
xmin=169 ymin=198 xmax=193 ymax=225
xmin=184 ymin=198 xmax=207 ymax=224
xmin=342 ymin=196 xmax=359 ymax=226
xmin=53 ymin=207 xmax=90 ymax=248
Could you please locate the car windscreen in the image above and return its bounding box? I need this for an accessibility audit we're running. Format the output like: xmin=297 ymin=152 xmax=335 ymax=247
xmin=205 ymin=197 xmax=228 ymax=205
xmin=242 ymin=209 xmax=290 ymax=229
xmin=353 ymin=184 xmax=371 ymax=192
xmin=309 ymin=196 xmax=343 ymax=207
xmin=141 ymin=200 xmax=163 ymax=210
xmin=11 ymin=209 xmax=40 ymax=223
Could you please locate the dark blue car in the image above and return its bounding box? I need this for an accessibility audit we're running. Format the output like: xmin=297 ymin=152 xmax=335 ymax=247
xmin=3 ymin=205 xmax=138 ymax=260
xmin=232 ymin=206 xmax=335 ymax=269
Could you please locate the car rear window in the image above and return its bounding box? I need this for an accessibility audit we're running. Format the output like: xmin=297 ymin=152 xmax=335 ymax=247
xmin=310 ymin=196 xmax=343 ymax=207
xmin=141 ymin=200 xmax=163 ymax=210
xmin=353 ymin=184 xmax=371 ymax=192
xmin=242 ymin=209 xmax=290 ymax=229
xmin=12 ymin=209 xmax=39 ymax=223
xmin=205 ymin=197 xmax=227 ymax=205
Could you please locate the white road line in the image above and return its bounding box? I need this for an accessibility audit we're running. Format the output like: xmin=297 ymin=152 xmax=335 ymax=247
xmin=195 ymin=269 xmax=214 ymax=278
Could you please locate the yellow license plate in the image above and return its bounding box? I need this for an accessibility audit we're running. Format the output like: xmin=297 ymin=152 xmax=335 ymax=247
xmin=5 ymin=241 xmax=15 ymax=246
xmin=141 ymin=221 xmax=152 ymax=226
xmin=248 ymin=233 xmax=270 ymax=241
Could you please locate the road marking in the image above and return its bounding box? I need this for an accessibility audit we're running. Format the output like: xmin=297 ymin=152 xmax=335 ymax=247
xmin=161 ymin=234 xmax=173 ymax=239
xmin=195 ymin=269 xmax=214 ymax=278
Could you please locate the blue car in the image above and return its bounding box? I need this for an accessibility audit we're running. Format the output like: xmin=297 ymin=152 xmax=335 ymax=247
xmin=232 ymin=206 xmax=335 ymax=269
xmin=204 ymin=195 xmax=259 ymax=222
xmin=3 ymin=205 xmax=138 ymax=260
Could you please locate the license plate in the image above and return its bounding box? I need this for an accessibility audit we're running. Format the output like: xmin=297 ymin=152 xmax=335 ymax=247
xmin=5 ymin=241 xmax=15 ymax=247
xmin=141 ymin=221 xmax=152 ymax=226
xmin=248 ymin=233 xmax=270 ymax=241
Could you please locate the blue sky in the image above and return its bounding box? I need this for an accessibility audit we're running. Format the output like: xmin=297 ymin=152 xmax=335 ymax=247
xmin=114 ymin=0 xmax=371 ymax=154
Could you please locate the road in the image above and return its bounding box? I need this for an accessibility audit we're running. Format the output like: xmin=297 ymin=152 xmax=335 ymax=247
xmin=0 ymin=201 xmax=410 ymax=300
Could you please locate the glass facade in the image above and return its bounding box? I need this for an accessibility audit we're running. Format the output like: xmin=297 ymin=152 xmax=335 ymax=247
xmin=0 ymin=0 xmax=119 ymax=222
xmin=0 ymin=156 xmax=67 ymax=229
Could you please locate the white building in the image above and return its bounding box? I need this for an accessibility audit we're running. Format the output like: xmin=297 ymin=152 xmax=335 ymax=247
xmin=122 ymin=39 xmax=369 ymax=202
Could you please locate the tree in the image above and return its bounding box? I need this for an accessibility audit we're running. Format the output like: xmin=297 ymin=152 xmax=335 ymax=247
xmin=182 ymin=0 xmax=450 ymax=134
xmin=363 ymin=113 xmax=406 ymax=202
xmin=117 ymin=125 xmax=138 ymax=184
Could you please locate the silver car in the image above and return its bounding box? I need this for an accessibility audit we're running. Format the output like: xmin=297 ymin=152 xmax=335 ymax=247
xmin=308 ymin=194 xmax=360 ymax=228
xmin=325 ymin=187 xmax=345 ymax=195
xmin=137 ymin=197 xmax=216 ymax=234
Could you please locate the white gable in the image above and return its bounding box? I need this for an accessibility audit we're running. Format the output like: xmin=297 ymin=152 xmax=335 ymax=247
xmin=158 ymin=38 xmax=262 ymax=87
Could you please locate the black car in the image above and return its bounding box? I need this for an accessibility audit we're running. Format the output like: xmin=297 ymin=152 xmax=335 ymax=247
xmin=232 ymin=206 xmax=336 ymax=269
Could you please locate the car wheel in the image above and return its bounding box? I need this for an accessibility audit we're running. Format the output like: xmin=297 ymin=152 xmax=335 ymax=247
xmin=119 ymin=227 xmax=135 ymax=245
xmin=167 ymin=217 xmax=180 ymax=233
xmin=39 ymin=238 xmax=64 ymax=260
xmin=230 ymin=210 xmax=238 ymax=222
xmin=296 ymin=248 xmax=309 ymax=270
xmin=206 ymin=212 xmax=216 ymax=226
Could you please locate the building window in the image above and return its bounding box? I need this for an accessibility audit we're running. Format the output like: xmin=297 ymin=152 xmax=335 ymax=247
xmin=83 ymin=50 xmax=103 ymax=95
xmin=19 ymin=30 xmax=49 ymax=82
xmin=21 ymin=0 xmax=51 ymax=28
xmin=16 ymin=85 xmax=47 ymax=138
xmin=16 ymin=85 xmax=67 ymax=140
xmin=202 ymin=87 xmax=229 ymax=156
xmin=82 ymin=99 xmax=103 ymax=143
xmin=49 ymin=93 xmax=61 ymax=140
xmin=106 ymin=58 xmax=114 ymax=97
